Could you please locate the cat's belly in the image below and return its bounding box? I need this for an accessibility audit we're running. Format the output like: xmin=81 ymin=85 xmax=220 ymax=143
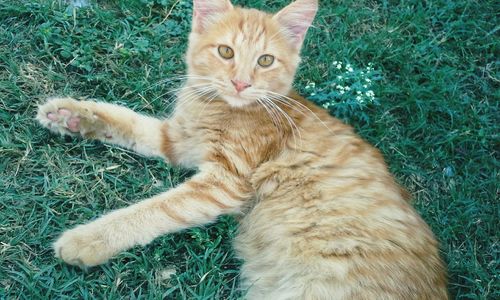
xmin=235 ymin=163 xmax=447 ymax=299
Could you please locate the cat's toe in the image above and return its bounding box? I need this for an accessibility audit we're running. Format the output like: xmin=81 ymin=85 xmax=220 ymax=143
xmin=37 ymin=97 xmax=106 ymax=137
xmin=46 ymin=112 xmax=59 ymax=121
xmin=37 ymin=97 xmax=81 ymax=135
xmin=54 ymin=225 xmax=113 ymax=267
xmin=58 ymin=108 xmax=72 ymax=117
xmin=37 ymin=97 xmax=100 ymax=137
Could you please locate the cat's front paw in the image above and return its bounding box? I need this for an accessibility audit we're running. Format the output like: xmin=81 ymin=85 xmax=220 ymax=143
xmin=54 ymin=224 xmax=114 ymax=267
xmin=37 ymin=97 xmax=107 ymax=138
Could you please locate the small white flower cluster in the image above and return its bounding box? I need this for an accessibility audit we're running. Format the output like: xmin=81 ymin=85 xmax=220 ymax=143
xmin=306 ymin=61 xmax=379 ymax=111
xmin=305 ymin=81 xmax=317 ymax=96
xmin=333 ymin=61 xmax=354 ymax=73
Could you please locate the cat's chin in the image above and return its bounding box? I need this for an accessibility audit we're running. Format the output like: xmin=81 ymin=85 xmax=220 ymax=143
xmin=221 ymin=95 xmax=256 ymax=108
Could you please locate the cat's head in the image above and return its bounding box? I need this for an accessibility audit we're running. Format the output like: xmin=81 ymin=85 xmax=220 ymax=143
xmin=185 ymin=0 xmax=318 ymax=108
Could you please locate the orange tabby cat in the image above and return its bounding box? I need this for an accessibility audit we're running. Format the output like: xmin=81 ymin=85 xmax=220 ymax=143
xmin=36 ymin=0 xmax=448 ymax=298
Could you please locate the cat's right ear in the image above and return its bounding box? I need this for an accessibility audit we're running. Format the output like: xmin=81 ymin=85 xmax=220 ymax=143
xmin=192 ymin=0 xmax=233 ymax=33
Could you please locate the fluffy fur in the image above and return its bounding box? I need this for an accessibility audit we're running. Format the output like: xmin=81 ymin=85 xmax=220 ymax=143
xmin=36 ymin=0 xmax=448 ymax=298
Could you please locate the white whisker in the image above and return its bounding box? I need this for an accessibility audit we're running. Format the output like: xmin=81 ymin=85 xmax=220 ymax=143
xmin=265 ymin=90 xmax=334 ymax=135
xmin=260 ymin=96 xmax=302 ymax=148
xmin=257 ymin=98 xmax=283 ymax=134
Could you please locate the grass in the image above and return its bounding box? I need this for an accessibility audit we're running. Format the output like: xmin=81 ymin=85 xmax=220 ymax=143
xmin=0 ymin=0 xmax=498 ymax=298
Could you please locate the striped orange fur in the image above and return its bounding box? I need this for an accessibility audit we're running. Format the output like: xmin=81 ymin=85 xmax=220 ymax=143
xmin=36 ymin=0 xmax=447 ymax=298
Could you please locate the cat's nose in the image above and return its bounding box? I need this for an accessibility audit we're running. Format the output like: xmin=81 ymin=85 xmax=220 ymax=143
xmin=231 ymin=80 xmax=252 ymax=93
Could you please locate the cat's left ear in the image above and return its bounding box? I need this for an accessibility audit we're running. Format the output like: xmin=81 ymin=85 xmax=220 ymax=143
xmin=273 ymin=0 xmax=318 ymax=49
xmin=192 ymin=0 xmax=233 ymax=33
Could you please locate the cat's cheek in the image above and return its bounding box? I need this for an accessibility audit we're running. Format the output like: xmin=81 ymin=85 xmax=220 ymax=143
xmin=267 ymin=80 xmax=292 ymax=97
xmin=261 ymin=69 xmax=294 ymax=95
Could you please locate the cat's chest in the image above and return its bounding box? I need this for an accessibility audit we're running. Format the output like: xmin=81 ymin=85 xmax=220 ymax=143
xmin=169 ymin=119 xmax=217 ymax=168
xmin=170 ymin=110 xmax=278 ymax=170
xmin=169 ymin=111 xmax=236 ymax=167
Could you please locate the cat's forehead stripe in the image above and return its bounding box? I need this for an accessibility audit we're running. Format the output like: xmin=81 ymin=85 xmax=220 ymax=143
xmin=217 ymin=9 xmax=279 ymax=52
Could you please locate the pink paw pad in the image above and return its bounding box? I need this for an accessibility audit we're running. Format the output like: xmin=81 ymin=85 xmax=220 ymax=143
xmin=66 ymin=117 xmax=81 ymax=132
xmin=58 ymin=108 xmax=72 ymax=117
xmin=47 ymin=113 xmax=59 ymax=121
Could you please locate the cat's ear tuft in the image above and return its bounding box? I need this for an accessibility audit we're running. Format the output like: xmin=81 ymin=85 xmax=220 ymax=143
xmin=192 ymin=0 xmax=233 ymax=33
xmin=274 ymin=0 xmax=318 ymax=49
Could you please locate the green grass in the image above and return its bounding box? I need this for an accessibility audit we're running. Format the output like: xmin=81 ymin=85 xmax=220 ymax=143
xmin=0 ymin=0 xmax=498 ymax=298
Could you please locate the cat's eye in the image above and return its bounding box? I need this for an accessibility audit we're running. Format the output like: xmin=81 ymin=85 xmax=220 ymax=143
xmin=258 ymin=54 xmax=274 ymax=67
xmin=218 ymin=45 xmax=234 ymax=59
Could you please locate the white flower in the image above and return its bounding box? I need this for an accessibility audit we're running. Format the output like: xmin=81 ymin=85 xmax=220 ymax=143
xmin=305 ymin=82 xmax=316 ymax=89
xmin=356 ymin=96 xmax=362 ymax=101
xmin=345 ymin=86 xmax=351 ymax=91
xmin=366 ymin=90 xmax=375 ymax=97
xmin=365 ymin=78 xmax=371 ymax=83
xmin=336 ymin=64 xmax=342 ymax=69
xmin=337 ymin=75 xmax=343 ymax=80
xmin=157 ymin=268 xmax=177 ymax=281
xmin=363 ymin=84 xmax=368 ymax=88
xmin=332 ymin=60 xmax=338 ymax=65
xmin=339 ymin=90 xmax=345 ymax=94
xmin=347 ymin=67 xmax=354 ymax=72
xmin=357 ymin=91 xmax=362 ymax=94
xmin=310 ymin=92 xmax=316 ymax=96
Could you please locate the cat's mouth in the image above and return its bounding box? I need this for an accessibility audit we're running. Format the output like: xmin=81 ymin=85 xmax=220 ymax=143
xmin=221 ymin=94 xmax=256 ymax=108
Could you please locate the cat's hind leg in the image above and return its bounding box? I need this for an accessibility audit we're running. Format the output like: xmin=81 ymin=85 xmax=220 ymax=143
xmin=37 ymin=97 xmax=168 ymax=159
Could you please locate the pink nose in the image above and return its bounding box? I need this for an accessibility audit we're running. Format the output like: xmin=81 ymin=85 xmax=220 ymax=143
xmin=231 ymin=80 xmax=251 ymax=93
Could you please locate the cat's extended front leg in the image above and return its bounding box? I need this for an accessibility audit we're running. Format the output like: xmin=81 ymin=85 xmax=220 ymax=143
xmin=37 ymin=97 xmax=170 ymax=159
xmin=53 ymin=164 xmax=251 ymax=267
